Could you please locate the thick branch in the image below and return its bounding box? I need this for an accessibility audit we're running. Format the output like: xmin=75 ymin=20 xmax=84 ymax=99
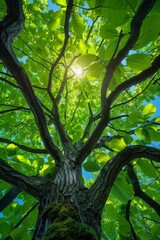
xmin=46 ymin=0 xmax=75 ymax=151
xmin=0 ymin=186 xmax=21 ymax=212
xmin=0 ymin=0 xmax=62 ymax=162
xmin=78 ymin=54 xmax=160 ymax=160
xmin=47 ymin=90 xmax=74 ymax=154
xmin=0 ymin=137 xmax=48 ymax=153
xmin=76 ymin=1 xmax=158 ymax=164
xmin=101 ymin=0 xmax=157 ymax=106
xmin=76 ymin=109 xmax=110 ymax=163
xmin=0 ymin=158 xmax=45 ymax=199
xmin=89 ymin=145 xmax=160 ymax=212
xmin=127 ymin=164 xmax=160 ymax=216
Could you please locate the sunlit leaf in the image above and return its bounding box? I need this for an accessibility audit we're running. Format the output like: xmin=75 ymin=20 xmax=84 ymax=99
xmin=102 ymin=0 xmax=127 ymax=27
xmin=134 ymin=14 xmax=160 ymax=49
xmin=77 ymin=54 xmax=97 ymax=67
xmin=96 ymin=152 xmax=110 ymax=164
xmin=17 ymin=155 xmax=31 ymax=166
xmin=126 ymin=53 xmax=151 ymax=71
xmin=109 ymin=138 xmax=126 ymax=152
xmin=143 ymin=103 xmax=156 ymax=118
xmin=86 ymin=62 xmax=105 ymax=78
xmin=72 ymin=13 xmax=85 ymax=36
xmin=52 ymin=0 xmax=66 ymax=6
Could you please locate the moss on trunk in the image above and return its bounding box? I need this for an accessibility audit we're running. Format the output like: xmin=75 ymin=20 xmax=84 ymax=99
xmin=42 ymin=202 xmax=98 ymax=240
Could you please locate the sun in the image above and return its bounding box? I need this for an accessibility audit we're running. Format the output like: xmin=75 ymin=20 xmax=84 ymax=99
xmin=72 ymin=65 xmax=83 ymax=77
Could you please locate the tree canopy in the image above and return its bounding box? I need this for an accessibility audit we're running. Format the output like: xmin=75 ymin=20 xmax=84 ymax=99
xmin=0 ymin=0 xmax=160 ymax=239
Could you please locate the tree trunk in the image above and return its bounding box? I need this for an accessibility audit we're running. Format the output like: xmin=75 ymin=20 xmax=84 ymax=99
xmin=32 ymin=159 xmax=101 ymax=240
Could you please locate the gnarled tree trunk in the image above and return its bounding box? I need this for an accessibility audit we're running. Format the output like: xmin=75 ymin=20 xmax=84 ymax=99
xmin=32 ymin=159 xmax=101 ymax=240
xmin=0 ymin=1 xmax=160 ymax=240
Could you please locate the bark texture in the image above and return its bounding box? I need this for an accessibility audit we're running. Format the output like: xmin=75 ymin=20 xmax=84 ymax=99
xmin=0 ymin=1 xmax=160 ymax=240
xmin=32 ymin=160 xmax=101 ymax=240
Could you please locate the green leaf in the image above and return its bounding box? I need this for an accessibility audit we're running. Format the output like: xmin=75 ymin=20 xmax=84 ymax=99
xmin=137 ymin=230 xmax=150 ymax=240
xmin=105 ymin=204 xmax=117 ymax=219
xmin=86 ymin=62 xmax=105 ymax=78
xmin=126 ymin=53 xmax=151 ymax=71
xmin=100 ymin=24 xmax=118 ymax=39
xmin=118 ymin=216 xmax=131 ymax=237
xmin=96 ymin=152 xmax=110 ymax=164
xmin=142 ymin=103 xmax=156 ymax=118
xmin=134 ymin=14 xmax=160 ymax=49
xmin=0 ymin=222 xmax=11 ymax=237
xmin=6 ymin=144 xmax=17 ymax=156
xmin=147 ymin=127 xmax=160 ymax=141
xmin=48 ymin=11 xmax=62 ymax=30
xmin=7 ymin=143 xmax=17 ymax=150
xmin=138 ymin=159 xmax=158 ymax=178
xmin=10 ymin=228 xmax=27 ymax=240
xmin=79 ymin=40 xmax=87 ymax=54
xmin=83 ymin=159 xmax=100 ymax=172
xmin=52 ymin=0 xmax=66 ymax=6
xmin=109 ymin=138 xmax=126 ymax=152
xmin=77 ymin=54 xmax=97 ymax=67
xmin=123 ymin=134 xmax=133 ymax=145
xmin=111 ymin=176 xmax=134 ymax=203
xmin=105 ymin=221 xmax=115 ymax=237
xmin=128 ymin=111 xmax=143 ymax=124
xmin=17 ymin=155 xmax=31 ymax=166
xmin=102 ymin=0 xmax=127 ymax=27
xmin=72 ymin=13 xmax=85 ymax=36
xmin=0 ymin=0 xmax=6 ymax=18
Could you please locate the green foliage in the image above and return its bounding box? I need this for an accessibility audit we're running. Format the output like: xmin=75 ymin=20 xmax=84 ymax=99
xmin=0 ymin=0 xmax=160 ymax=240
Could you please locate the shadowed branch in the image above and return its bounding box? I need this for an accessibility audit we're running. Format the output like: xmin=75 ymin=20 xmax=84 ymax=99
xmin=126 ymin=164 xmax=160 ymax=216
xmin=0 ymin=157 xmax=47 ymax=199
xmin=0 ymin=0 xmax=62 ymax=162
xmin=89 ymin=145 xmax=160 ymax=212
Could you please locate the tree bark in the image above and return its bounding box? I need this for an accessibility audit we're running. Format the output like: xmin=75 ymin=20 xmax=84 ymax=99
xmin=32 ymin=160 xmax=101 ymax=240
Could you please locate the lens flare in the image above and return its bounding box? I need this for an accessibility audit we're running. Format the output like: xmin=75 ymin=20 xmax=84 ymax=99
xmin=72 ymin=66 xmax=83 ymax=77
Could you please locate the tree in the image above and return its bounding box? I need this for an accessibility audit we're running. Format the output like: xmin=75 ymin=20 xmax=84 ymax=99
xmin=0 ymin=0 xmax=160 ymax=239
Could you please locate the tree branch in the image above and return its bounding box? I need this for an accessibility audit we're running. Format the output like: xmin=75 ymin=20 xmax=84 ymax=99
xmin=47 ymin=0 xmax=74 ymax=90
xmin=0 ymin=76 xmax=19 ymax=88
xmin=0 ymin=157 xmax=46 ymax=199
xmin=111 ymin=77 xmax=154 ymax=109
xmin=108 ymin=55 xmax=160 ymax=106
xmin=89 ymin=145 xmax=160 ymax=212
xmin=75 ymin=1 xmax=158 ymax=164
xmin=13 ymin=202 xmax=38 ymax=229
xmin=101 ymin=0 xmax=157 ymax=107
xmin=0 ymin=0 xmax=62 ymax=162
xmin=0 ymin=137 xmax=48 ymax=154
xmin=0 ymin=106 xmax=30 ymax=115
xmin=0 ymin=186 xmax=21 ymax=212
xmin=125 ymin=200 xmax=139 ymax=240
xmin=47 ymin=90 xmax=74 ymax=154
xmin=126 ymin=164 xmax=160 ymax=216
xmin=76 ymin=110 xmax=110 ymax=163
